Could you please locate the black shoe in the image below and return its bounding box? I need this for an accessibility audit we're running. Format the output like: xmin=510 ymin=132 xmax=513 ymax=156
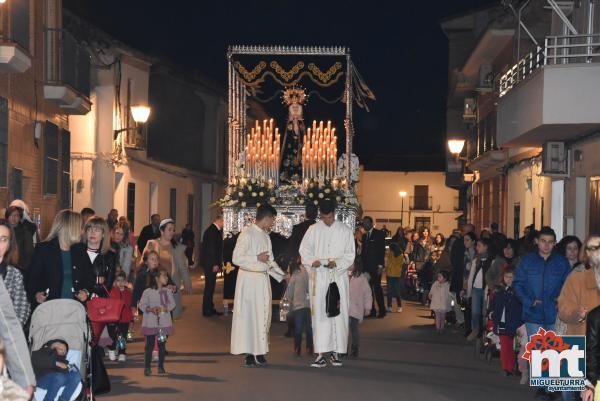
xmin=294 ymin=347 xmax=301 ymax=357
xmin=144 ymin=368 xmax=151 ymax=376
xmin=157 ymin=366 xmax=166 ymax=375
xmin=254 ymin=355 xmax=267 ymax=366
xmin=203 ymin=311 xmax=214 ymax=317
xmin=329 ymin=352 xmax=343 ymax=367
xmin=350 ymin=346 xmax=359 ymax=358
xmin=377 ymin=313 xmax=386 ymax=319
xmin=211 ymin=310 xmax=223 ymax=316
xmin=311 ymin=355 xmax=327 ymax=368
xmin=243 ymin=355 xmax=257 ymax=367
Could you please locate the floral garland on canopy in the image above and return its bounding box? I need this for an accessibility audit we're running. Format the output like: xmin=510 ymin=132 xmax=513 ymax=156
xmin=216 ymin=178 xmax=276 ymax=208
xmin=215 ymin=177 xmax=359 ymax=210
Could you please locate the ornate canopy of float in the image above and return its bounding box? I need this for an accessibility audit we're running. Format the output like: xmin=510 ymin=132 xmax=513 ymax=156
xmin=219 ymin=45 xmax=374 ymax=237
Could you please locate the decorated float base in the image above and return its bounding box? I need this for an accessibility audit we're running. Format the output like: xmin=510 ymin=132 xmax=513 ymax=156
xmin=223 ymin=204 xmax=357 ymax=238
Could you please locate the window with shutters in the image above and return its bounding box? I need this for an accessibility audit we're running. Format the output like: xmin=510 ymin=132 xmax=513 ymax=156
xmin=127 ymin=183 xmax=136 ymax=229
xmin=5 ymin=0 xmax=30 ymax=51
xmin=0 ymin=97 xmax=7 ymax=187
xmin=60 ymin=129 xmax=71 ymax=208
xmin=514 ymin=203 xmax=521 ymax=240
xmin=169 ymin=188 xmax=177 ymax=223
xmin=187 ymin=194 xmax=194 ymax=226
xmin=11 ymin=168 xmax=22 ymax=200
xmin=590 ymin=178 xmax=600 ymax=235
xmin=44 ymin=121 xmax=58 ymax=195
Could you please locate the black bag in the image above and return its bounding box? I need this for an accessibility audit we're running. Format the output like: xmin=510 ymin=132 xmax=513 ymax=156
xmin=326 ymin=281 xmax=340 ymax=318
xmin=90 ymin=345 xmax=111 ymax=395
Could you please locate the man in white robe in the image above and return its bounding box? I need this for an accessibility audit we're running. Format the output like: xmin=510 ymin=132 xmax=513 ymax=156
xmin=299 ymin=199 xmax=355 ymax=368
xmin=230 ymin=204 xmax=281 ymax=367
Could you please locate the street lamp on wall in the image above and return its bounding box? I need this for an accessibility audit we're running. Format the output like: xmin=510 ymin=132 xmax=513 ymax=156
xmin=399 ymin=191 xmax=407 ymax=227
xmin=130 ymin=105 xmax=151 ymax=124
xmin=448 ymin=139 xmax=466 ymax=157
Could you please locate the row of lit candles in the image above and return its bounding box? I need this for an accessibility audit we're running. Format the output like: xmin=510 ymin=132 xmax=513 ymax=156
xmin=244 ymin=119 xmax=280 ymax=184
xmin=302 ymin=120 xmax=337 ymax=181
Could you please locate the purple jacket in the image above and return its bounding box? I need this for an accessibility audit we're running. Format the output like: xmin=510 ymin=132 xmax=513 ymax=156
xmin=139 ymin=287 xmax=175 ymax=335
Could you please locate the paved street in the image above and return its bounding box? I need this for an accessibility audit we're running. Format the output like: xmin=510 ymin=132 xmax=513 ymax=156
xmin=102 ymin=273 xmax=535 ymax=401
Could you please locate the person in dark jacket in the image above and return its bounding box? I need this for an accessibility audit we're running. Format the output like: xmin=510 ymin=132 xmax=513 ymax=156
xmin=31 ymin=339 xmax=81 ymax=401
xmin=287 ymin=204 xmax=317 ymax=270
xmin=200 ymin=216 xmax=224 ymax=317
xmin=361 ymin=216 xmax=386 ymax=318
xmin=137 ymin=214 xmax=161 ymax=256
xmin=5 ymin=206 xmax=34 ymax=272
xmin=27 ymin=210 xmax=92 ymax=308
xmin=491 ymin=268 xmax=523 ymax=376
xmin=585 ymin=305 xmax=600 ymax=401
xmin=72 ymin=216 xmax=117 ymax=344
xmin=514 ymin=226 xmax=570 ymax=339
xmin=181 ymin=224 xmax=195 ymax=267
xmin=449 ymin=224 xmax=474 ymax=329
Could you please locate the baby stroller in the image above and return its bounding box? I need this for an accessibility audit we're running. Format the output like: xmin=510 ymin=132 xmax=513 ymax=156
xmin=475 ymin=289 xmax=500 ymax=363
xmin=474 ymin=313 xmax=500 ymax=363
xmin=29 ymin=299 xmax=91 ymax=401
xmin=404 ymin=261 xmax=419 ymax=301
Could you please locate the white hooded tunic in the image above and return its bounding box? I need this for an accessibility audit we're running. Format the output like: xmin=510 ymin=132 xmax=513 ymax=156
xmin=230 ymin=224 xmax=275 ymax=356
xmin=299 ymin=220 xmax=355 ymax=354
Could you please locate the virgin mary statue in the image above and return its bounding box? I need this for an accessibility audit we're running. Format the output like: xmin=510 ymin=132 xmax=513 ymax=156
xmin=279 ymin=87 xmax=306 ymax=183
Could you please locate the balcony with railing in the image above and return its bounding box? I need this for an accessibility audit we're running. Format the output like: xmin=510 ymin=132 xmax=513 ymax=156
xmin=0 ymin=0 xmax=31 ymax=73
xmin=409 ymin=196 xmax=432 ymax=211
xmin=43 ymin=29 xmax=91 ymax=115
xmin=497 ymin=33 xmax=600 ymax=147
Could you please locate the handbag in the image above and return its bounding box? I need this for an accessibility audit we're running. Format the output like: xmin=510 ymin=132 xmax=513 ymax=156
xmin=325 ymin=280 xmax=340 ymax=318
xmin=87 ymin=288 xmax=124 ymax=323
xmin=90 ymin=345 xmax=111 ymax=395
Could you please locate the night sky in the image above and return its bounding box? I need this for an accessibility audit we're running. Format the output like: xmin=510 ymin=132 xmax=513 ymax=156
xmin=65 ymin=0 xmax=495 ymax=167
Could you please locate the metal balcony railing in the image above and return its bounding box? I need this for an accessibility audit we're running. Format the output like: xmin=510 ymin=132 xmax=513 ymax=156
xmin=409 ymin=196 xmax=432 ymax=210
xmin=453 ymin=196 xmax=460 ymax=211
xmin=44 ymin=28 xmax=90 ymax=98
xmin=546 ymin=33 xmax=600 ymax=65
xmin=123 ymin=128 xmax=147 ymax=150
xmin=499 ymin=33 xmax=600 ymax=98
xmin=498 ymin=47 xmax=544 ymax=97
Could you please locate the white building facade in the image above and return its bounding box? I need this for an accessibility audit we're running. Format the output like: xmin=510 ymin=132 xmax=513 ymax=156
xmin=67 ymin=14 xmax=226 ymax=257
xmin=357 ymin=169 xmax=461 ymax=236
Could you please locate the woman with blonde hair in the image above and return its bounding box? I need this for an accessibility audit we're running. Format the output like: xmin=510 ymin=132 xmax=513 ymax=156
xmin=26 ymin=210 xmax=92 ymax=308
xmin=143 ymin=218 xmax=191 ymax=319
xmin=71 ymin=216 xmax=117 ymax=343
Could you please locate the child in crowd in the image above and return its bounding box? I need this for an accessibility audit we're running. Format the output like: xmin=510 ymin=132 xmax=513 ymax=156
xmin=132 ymin=251 xmax=176 ymax=309
xmin=31 ymin=339 xmax=81 ymax=401
xmin=139 ymin=268 xmax=175 ymax=376
xmin=348 ymin=259 xmax=373 ymax=358
xmin=428 ymin=271 xmax=451 ymax=332
xmin=385 ymin=242 xmax=403 ymax=313
xmin=285 ymin=264 xmax=313 ymax=356
xmin=107 ymin=271 xmax=134 ymax=362
xmin=490 ymin=268 xmax=523 ymax=376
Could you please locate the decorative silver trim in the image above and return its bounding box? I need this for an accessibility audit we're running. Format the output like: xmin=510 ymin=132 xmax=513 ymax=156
xmin=228 ymin=45 xmax=349 ymax=56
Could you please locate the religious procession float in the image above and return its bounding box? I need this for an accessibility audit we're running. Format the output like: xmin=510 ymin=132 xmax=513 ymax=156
xmin=217 ymin=45 xmax=375 ymax=237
